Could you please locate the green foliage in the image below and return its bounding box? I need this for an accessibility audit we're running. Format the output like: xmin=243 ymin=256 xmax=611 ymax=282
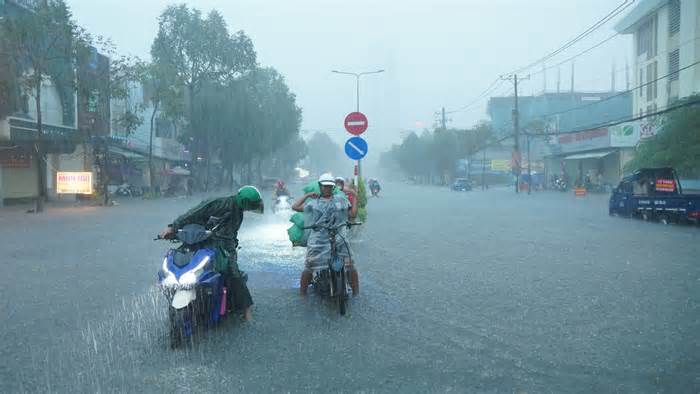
xmin=625 ymin=95 xmax=700 ymax=177
xmin=384 ymin=122 xmax=496 ymax=180
xmin=357 ymin=176 xmax=368 ymax=209
xmin=1 ymin=0 xmax=81 ymax=124
xmin=305 ymin=132 xmax=344 ymax=175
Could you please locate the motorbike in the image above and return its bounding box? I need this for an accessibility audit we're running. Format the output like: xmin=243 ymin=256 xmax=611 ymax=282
xmin=369 ymin=183 xmax=381 ymax=197
xmin=115 ymin=183 xmax=142 ymax=197
xmin=156 ymin=214 xmax=233 ymax=347
xmin=304 ymin=221 xmax=361 ymax=315
xmin=272 ymin=195 xmax=293 ymax=214
xmin=553 ymin=177 xmax=568 ymax=192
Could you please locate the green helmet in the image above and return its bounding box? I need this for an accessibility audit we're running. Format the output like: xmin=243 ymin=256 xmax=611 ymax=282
xmin=236 ymin=186 xmax=264 ymax=214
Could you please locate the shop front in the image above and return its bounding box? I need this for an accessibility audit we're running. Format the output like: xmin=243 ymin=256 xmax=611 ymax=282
xmin=544 ymin=121 xmax=644 ymax=190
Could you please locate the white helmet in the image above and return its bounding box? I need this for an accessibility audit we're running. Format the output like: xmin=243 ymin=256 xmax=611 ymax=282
xmin=318 ymin=173 xmax=335 ymax=186
xmin=334 ymin=176 xmax=346 ymax=184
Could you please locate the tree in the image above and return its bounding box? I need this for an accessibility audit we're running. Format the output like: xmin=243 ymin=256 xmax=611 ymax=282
xmin=1 ymin=0 xmax=84 ymax=212
xmin=151 ymin=5 xmax=257 ymax=190
xmin=140 ymin=61 xmax=183 ymax=194
xmin=626 ymin=96 xmax=700 ymax=177
xmin=305 ymin=132 xmax=345 ymax=176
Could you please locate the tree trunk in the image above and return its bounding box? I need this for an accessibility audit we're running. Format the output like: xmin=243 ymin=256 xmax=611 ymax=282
xmin=148 ymin=100 xmax=159 ymax=195
xmin=34 ymin=76 xmax=45 ymax=213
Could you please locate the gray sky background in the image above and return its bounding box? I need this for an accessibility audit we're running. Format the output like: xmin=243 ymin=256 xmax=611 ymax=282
xmin=68 ymin=0 xmax=633 ymax=153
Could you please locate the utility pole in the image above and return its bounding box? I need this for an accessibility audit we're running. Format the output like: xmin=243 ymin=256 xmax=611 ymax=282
xmin=501 ymin=73 xmax=529 ymax=193
xmin=441 ymin=107 xmax=447 ymax=130
xmin=570 ymin=61 xmax=575 ymax=93
xmin=527 ymin=132 xmax=532 ymax=195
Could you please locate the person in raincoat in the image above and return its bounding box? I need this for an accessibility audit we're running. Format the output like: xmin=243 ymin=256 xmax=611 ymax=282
xmin=159 ymin=186 xmax=264 ymax=321
xmin=292 ymin=173 xmax=359 ymax=296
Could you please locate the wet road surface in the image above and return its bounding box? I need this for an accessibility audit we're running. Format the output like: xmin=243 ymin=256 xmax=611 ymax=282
xmin=1 ymin=184 xmax=698 ymax=392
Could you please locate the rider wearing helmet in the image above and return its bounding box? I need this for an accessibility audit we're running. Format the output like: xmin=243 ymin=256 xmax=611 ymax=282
xmin=159 ymin=186 xmax=263 ymax=321
xmin=334 ymin=176 xmax=357 ymax=214
xmin=292 ymin=174 xmax=359 ymax=296
xmin=274 ymin=180 xmax=289 ymax=198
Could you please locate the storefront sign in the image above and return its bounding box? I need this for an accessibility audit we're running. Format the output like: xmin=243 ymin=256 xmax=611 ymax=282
xmin=0 ymin=148 xmax=31 ymax=168
xmin=548 ymin=128 xmax=610 ymax=155
xmin=655 ymin=179 xmax=675 ymax=193
xmin=609 ymin=122 xmax=640 ymax=147
xmin=490 ymin=159 xmax=511 ymax=172
xmin=56 ymin=172 xmax=93 ymax=194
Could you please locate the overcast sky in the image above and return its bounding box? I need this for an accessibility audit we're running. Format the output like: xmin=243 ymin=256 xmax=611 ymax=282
xmin=68 ymin=0 xmax=633 ymax=152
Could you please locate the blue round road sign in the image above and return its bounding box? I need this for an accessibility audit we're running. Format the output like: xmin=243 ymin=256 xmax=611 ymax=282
xmin=344 ymin=136 xmax=368 ymax=160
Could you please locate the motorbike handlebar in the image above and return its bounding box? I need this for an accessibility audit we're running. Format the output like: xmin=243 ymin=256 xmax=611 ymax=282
xmin=303 ymin=222 xmax=362 ymax=231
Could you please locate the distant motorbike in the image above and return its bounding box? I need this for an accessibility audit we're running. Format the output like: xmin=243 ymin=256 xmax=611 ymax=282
xmin=272 ymin=195 xmax=293 ymax=213
xmin=156 ymin=214 xmax=235 ymax=347
xmin=369 ymin=182 xmax=381 ymax=197
xmin=304 ymin=222 xmax=361 ymax=315
xmin=115 ymin=183 xmax=142 ymax=197
xmin=553 ymin=177 xmax=568 ymax=192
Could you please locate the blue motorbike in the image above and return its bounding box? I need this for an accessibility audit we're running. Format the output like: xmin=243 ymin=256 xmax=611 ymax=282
xmin=156 ymin=216 xmax=231 ymax=347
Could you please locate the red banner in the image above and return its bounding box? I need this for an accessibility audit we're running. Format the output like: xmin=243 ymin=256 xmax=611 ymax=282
xmin=656 ymin=179 xmax=676 ymax=193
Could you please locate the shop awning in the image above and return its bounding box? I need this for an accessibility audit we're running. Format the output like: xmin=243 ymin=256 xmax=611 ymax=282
xmin=563 ymin=150 xmax=616 ymax=160
xmin=108 ymin=146 xmax=147 ymax=161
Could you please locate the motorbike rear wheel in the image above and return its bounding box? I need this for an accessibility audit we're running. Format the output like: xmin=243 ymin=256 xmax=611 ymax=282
xmin=337 ymin=270 xmax=347 ymax=316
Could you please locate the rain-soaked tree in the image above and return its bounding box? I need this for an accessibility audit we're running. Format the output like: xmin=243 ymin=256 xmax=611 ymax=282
xmin=626 ymin=95 xmax=700 ymax=177
xmin=151 ymin=4 xmax=257 ymax=189
xmin=305 ymin=132 xmax=345 ymax=176
xmin=0 ymin=0 xmax=86 ymax=212
xmin=384 ymin=122 xmax=496 ymax=183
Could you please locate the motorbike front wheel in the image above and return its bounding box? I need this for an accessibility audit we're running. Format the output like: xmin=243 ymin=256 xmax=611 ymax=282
xmin=337 ymin=270 xmax=347 ymax=316
xmin=168 ymin=306 xmax=193 ymax=348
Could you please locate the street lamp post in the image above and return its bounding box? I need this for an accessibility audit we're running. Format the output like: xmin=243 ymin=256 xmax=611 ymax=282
xmin=331 ymin=69 xmax=384 ymax=180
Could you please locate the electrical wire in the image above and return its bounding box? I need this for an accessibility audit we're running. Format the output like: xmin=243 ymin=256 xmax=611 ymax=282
xmin=509 ymin=0 xmax=634 ymax=75
xmin=528 ymin=59 xmax=700 ymax=121
xmin=529 ymin=97 xmax=700 ymax=137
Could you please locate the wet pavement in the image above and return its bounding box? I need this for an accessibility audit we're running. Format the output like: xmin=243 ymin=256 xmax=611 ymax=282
xmin=0 ymin=184 xmax=698 ymax=393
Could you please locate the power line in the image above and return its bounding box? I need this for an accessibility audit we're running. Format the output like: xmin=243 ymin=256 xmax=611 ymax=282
xmin=446 ymin=78 xmax=504 ymax=114
xmin=509 ymin=0 xmax=634 ymax=75
xmin=527 ymin=59 xmax=700 ymax=121
xmin=528 ymin=97 xmax=700 ymax=137
xmin=529 ymin=33 xmax=620 ymax=78
xmin=533 ymin=35 xmax=700 ymax=90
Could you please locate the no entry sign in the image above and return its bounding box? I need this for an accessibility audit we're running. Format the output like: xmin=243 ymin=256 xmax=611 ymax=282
xmin=344 ymin=112 xmax=368 ymax=135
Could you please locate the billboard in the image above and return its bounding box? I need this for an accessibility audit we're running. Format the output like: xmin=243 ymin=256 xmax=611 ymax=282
xmin=56 ymin=172 xmax=93 ymax=194
xmin=490 ymin=159 xmax=511 ymax=172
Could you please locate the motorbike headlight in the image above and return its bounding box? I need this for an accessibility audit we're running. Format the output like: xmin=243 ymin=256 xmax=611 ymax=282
xmin=161 ymin=257 xmax=178 ymax=287
xmin=179 ymin=271 xmax=197 ymax=286
xmin=178 ymin=255 xmax=210 ymax=286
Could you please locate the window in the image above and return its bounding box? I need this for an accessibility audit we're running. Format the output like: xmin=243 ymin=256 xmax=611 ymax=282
xmin=639 ymin=68 xmax=644 ymax=97
xmin=646 ymin=61 xmax=657 ymax=101
xmin=637 ymin=14 xmax=658 ymax=60
xmin=669 ymin=49 xmax=680 ymax=81
xmin=669 ymin=0 xmax=680 ymax=35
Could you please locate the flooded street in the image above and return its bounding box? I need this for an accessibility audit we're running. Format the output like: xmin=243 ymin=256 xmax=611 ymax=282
xmin=1 ymin=183 xmax=699 ymax=392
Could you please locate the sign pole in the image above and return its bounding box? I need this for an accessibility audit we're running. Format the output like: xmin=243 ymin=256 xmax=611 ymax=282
xmin=355 ymin=75 xmax=361 ymax=183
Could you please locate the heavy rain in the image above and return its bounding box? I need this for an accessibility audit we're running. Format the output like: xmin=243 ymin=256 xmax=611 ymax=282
xmin=0 ymin=0 xmax=699 ymax=392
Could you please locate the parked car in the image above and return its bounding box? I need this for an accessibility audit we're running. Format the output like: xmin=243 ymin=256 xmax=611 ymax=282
xmin=451 ymin=178 xmax=472 ymax=191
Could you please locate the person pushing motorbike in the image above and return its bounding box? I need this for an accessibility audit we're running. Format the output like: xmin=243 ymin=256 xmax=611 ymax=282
xmin=159 ymin=186 xmax=264 ymax=321
xmin=292 ymin=174 xmax=359 ymax=296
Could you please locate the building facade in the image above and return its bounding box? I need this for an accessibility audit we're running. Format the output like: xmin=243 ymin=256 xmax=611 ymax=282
xmin=615 ymin=0 xmax=700 ymax=114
